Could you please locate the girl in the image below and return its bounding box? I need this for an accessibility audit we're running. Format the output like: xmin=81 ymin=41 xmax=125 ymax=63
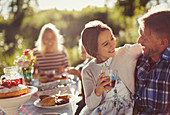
xmin=80 ymin=20 xmax=142 ymax=115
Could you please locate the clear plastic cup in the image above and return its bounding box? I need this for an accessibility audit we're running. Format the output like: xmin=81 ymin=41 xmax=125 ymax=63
xmin=109 ymin=70 xmax=116 ymax=88
xmin=45 ymin=70 xmax=55 ymax=78
xmin=101 ymin=69 xmax=117 ymax=88
xmin=3 ymin=66 xmax=23 ymax=84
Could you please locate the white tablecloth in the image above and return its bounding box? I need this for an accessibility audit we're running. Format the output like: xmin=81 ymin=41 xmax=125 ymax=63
xmin=0 ymin=93 xmax=79 ymax=115
xmin=0 ymin=75 xmax=82 ymax=115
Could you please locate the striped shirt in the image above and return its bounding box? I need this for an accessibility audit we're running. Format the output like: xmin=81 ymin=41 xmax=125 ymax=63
xmin=34 ymin=48 xmax=70 ymax=74
xmin=135 ymin=46 xmax=170 ymax=114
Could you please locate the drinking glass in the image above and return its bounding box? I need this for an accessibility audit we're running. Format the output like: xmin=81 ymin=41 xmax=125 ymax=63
xmin=3 ymin=66 xmax=23 ymax=84
xmin=101 ymin=69 xmax=117 ymax=88
xmin=45 ymin=70 xmax=55 ymax=81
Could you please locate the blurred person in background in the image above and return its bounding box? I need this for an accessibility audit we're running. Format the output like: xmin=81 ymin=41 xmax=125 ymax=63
xmin=134 ymin=7 xmax=170 ymax=114
xmin=67 ymin=39 xmax=92 ymax=115
xmin=33 ymin=23 xmax=70 ymax=75
xmin=67 ymin=39 xmax=92 ymax=80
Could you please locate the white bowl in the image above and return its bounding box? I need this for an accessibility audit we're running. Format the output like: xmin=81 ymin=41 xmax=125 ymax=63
xmin=0 ymin=86 xmax=38 ymax=115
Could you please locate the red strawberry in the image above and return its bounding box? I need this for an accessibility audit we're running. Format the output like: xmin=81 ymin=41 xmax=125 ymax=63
xmin=3 ymin=82 xmax=8 ymax=87
xmin=11 ymin=81 xmax=17 ymax=86
xmin=1 ymin=79 xmax=19 ymax=88
xmin=8 ymin=84 xmax=12 ymax=88
xmin=6 ymin=80 xmax=10 ymax=84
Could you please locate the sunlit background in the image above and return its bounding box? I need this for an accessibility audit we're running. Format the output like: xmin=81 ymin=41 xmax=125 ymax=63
xmin=2 ymin=0 xmax=169 ymax=17
xmin=0 ymin=0 xmax=170 ymax=74
xmin=1 ymin=0 xmax=116 ymax=18
xmin=38 ymin=0 xmax=115 ymax=11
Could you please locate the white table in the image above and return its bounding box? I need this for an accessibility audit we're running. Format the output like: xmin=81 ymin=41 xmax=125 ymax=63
xmin=0 ymin=93 xmax=79 ymax=115
xmin=0 ymin=75 xmax=82 ymax=115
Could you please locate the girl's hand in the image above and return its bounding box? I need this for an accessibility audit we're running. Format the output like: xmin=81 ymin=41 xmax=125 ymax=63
xmin=95 ymin=72 xmax=112 ymax=96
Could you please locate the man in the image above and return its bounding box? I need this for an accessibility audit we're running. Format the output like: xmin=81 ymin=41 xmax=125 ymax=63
xmin=135 ymin=7 xmax=170 ymax=114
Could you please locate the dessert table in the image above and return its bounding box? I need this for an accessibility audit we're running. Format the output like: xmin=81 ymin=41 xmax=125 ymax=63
xmin=0 ymin=74 xmax=82 ymax=115
xmin=0 ymin=93 xmax=80 ymax=115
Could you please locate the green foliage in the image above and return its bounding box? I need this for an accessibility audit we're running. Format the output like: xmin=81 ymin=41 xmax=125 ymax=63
xmin=66 ymin=46 xmax=82 ymax=67
xmin=0 ymin=31 xmax=28 ymax=75
xmin=0 ymin=0 xmax=170 ymax=74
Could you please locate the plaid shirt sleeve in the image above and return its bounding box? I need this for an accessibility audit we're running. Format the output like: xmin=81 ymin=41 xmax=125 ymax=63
xmin=135 ymin=46 xmax=170 ymax=114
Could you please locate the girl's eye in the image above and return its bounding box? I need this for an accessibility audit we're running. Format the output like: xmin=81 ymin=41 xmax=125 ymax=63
xmin=103 ymin=43 xmax=108 ymax=47
xmin=111 ymin=37 xmax=114 ymax=40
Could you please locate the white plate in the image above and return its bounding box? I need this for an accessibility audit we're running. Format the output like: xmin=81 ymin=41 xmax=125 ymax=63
xmin=0 ymin=86 xmax=38 ymax=115
xmin=33 ymin=94 xmax=75 ymax=109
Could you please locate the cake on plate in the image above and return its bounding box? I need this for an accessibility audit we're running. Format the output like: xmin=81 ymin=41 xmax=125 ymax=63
xmin=0 ymin=79 xmax=28 ymax=98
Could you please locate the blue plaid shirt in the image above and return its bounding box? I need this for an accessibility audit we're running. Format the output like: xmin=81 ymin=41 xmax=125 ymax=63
xmin=135 ymin=46 xmax=170 ymax=114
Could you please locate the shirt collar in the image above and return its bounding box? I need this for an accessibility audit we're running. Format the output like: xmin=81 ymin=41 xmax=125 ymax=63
xmin=162 ymin=46 xmax=170 ymax=60
xmin=97 ymin=57 xmax=112 ymax=67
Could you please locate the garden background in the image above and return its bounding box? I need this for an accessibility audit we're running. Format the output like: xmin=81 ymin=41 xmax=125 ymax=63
xmin=0 ymin=0 xmax=170 ymax=74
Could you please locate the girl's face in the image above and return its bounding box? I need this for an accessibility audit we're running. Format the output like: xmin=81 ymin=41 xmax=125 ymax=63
xmin=43 ymin=30 xmax=56 ymax=47
xmin=96 ymin=30 xmax=116 ymax=63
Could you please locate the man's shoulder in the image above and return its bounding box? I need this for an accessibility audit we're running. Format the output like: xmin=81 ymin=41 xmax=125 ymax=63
xmin=162 ymin=46 xmax=170 ymax=61
xmin=136 ymin=55 xmax=148 ymax=66
xmin=138 ymin=54 xmax=149 ymax=60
